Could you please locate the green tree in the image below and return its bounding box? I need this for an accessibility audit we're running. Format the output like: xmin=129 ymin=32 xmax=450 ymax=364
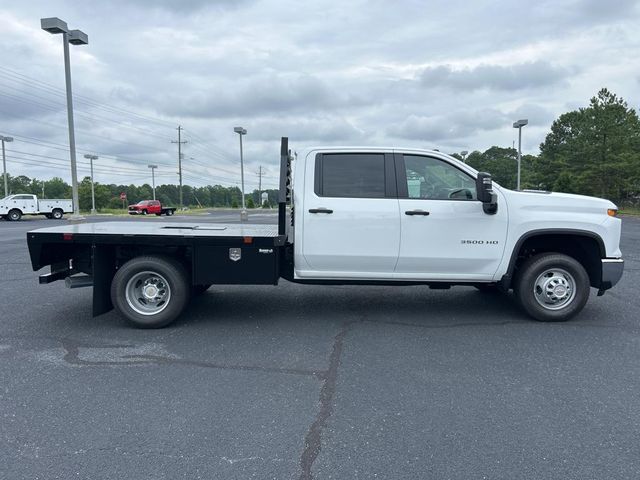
xmin=466 ymin=147 xmax=523 ymax=189
xmin=539 ymin=88 xmax=640 ymax=201
xmin=43 ymin=177 xmax=71 ymax=199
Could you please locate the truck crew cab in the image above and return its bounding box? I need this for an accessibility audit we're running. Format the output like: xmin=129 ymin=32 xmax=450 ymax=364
xmin=128 ymin=200 xmax=176 ymax=216
xmin=26 ymin=138 xmax=624 ymax=328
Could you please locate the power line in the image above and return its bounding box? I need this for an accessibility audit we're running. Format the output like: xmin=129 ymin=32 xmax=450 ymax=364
xmin=0 ymin=110 xmax=171 ymax=154
xmin=0 ymin=67 xmax=177 ymax=129
xmin=0 ymin=88 xmax=172 ymax=141
xmin=5 ymin=149 xmax=163 ymax=175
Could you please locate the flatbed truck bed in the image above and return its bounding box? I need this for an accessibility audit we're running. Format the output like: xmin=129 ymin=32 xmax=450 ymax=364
xmin=28 ymin=221 xmax=287 ymax=320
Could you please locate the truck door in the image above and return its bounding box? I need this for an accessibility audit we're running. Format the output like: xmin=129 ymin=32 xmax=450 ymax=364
xmin=395 ymin=154 xmax=508 ymax=280
xmin=299 ymin=151 xmax=400 ymax=278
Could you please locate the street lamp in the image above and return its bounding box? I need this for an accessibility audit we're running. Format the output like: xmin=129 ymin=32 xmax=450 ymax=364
xmin=233 ymin=126 xmax=248 ymax=221
xmin=148 ymin=164 xmax=158 ymax=200
xmin=83 ymin=154 xmax=98 ymax=214
xmin=460 ymin=150 xmax=468 ymax=163
xmin=512 ymin=119 xmax=528 ymax=190
xmin=1 ymin=135 xmax=13 ymax=197
xmin=41 ymin=17 xmax=88 ymax=219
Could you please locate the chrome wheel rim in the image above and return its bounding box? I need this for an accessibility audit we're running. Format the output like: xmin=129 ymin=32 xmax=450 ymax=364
xmin=533 ymin=268 xmax=576 ymax=311
xmin=125 ymin=271 xmax=171 ymax=316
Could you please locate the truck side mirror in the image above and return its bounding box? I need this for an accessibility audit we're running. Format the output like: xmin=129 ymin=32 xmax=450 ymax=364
xmin=476 ymin=172 xmax=498 ymax=215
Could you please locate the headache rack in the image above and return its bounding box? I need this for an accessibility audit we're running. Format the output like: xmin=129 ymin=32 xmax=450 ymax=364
xmin=278 ymin=137 xmax=293 ymax=237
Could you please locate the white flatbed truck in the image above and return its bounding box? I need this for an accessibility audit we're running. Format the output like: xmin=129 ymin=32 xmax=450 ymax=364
xmin=26 ymin=138 xmax=624 ymax=328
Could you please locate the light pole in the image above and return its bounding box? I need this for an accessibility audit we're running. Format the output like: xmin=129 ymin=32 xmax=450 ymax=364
xmin=234 ymin=126 xmax=248 ymax=221
xmin=41 ymin=17 xmax=88 ymax=219
xmin=512 ymin=119 xmax=528 ymax=190
xmin=460 ymin=150 xmax=468 ymax=163
xmin=148 ymin=164 xmax=158 ymax=200
xmin=83 ymin=154 xmax=98 ymax=214
xmin=1 ymin=135 xmax=13 ymax=197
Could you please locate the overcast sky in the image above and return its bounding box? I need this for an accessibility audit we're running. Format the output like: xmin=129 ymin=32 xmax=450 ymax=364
xmin=0 ymin=0 xmax=639 ymax=189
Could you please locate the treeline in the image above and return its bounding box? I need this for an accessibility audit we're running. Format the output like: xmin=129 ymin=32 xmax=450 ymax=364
xmin=4 ymin=88 xmax=639 ymax=208
xmin=4 ymin=174 xmax=279 ymax=210
xmin=454 ymin=88 xmax=640 ymax=204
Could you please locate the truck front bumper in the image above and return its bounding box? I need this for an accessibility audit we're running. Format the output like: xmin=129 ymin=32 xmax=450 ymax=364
xmin=598 ymin=258 xmax=624 ymax=294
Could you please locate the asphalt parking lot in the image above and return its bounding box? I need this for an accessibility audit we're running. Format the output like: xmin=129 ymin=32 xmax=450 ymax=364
xmin=1 ymin=212 xmax=639 ymax=479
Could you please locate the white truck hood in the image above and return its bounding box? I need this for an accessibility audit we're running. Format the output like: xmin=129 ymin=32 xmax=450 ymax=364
xmin=500 ymin=189 xmax=617 ymax=214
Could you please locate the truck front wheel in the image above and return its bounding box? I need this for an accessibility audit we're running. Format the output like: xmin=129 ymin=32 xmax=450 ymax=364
xmin=7 ymin=209 xmax=22 ymax=221
xmin=515 ymin=253 xmax=590 ymax=322
xmin=111 ymin=256 xmax=190 ymax=328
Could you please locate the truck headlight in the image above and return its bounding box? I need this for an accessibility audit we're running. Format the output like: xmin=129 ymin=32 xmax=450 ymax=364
xmin=607 ymin=209 xmax=618 ymax=217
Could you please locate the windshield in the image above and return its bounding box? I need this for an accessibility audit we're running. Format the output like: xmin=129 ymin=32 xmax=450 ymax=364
xmin=136 ymin=201 xmax=148 ymax=205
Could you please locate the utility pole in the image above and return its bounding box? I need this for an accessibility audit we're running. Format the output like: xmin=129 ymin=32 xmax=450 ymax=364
xmin=148 ymin=164 xmax=158 ymax=200
xmin=1 ymin=135 xmax=13 ymax=197
xmin=257 ymin=165 xmax=264 ymax=193
xmin=255 ymin=165 xmax=265 ymax=207
xmin=42 ymin=181 xmax=45 ymax=199
xmin=171 ymin=125 xmax=187 ymax=209
xmin=84 ymin=154 xmax=98 ymax=214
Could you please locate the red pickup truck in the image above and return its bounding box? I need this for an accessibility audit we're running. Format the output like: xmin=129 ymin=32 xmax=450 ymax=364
xmin=128 ymin=200 xmax=176 ymax=216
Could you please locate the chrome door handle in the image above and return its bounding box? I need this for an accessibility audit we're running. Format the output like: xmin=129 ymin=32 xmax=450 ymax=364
xmin=309 ymin=208 xmax=333 ymax=214
xmin=405 ymin=210 xmax=430 ymax=216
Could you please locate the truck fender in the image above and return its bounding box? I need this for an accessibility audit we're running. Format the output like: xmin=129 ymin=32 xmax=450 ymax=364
xmin=500 ymin=228 xmax=606 ymax=290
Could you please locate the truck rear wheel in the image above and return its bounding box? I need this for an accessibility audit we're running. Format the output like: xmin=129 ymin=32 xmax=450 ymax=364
xmin=7 ymin=209 xmax=22 ymax=221
xmin=111 ymin=256 xmax=190 ymax=328
xmin=515 ymin=253 xmax=590 ymax=322
xmin=51 ymin=209 xmax=63 ymax=220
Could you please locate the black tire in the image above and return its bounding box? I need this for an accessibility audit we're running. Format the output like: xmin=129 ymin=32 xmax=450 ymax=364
xmin=515 ymin=253 xmax=590 ymax=322
xmin=7 ymin=209 xmax=22 ymax=221
xmin=51 ymin=209 xmax=63 ymax=220
xmin=110 ymin=256 xmax=190 ymax=328
xmin=192 ymin=284 xmax=211 ymax=296
xmin=142 ymin=209 xmax=148 ymax=215
xmin=167 ymin=210 xmax=173 ymax=216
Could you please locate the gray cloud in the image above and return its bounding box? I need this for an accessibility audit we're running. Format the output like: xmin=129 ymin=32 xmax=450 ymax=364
xmin=247 ymin=115 xmax=366 ymax=143
xmin=420 ymin=61 xmax=571 ymax=91
xmin=158 ymin=74 xmax=365 ymax=119
xmin=387 ymin=108 xmax=510 ymax=142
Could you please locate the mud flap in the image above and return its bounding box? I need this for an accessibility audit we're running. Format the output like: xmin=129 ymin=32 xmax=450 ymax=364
xmin=92 ymin=245 xmax=116 ymax=317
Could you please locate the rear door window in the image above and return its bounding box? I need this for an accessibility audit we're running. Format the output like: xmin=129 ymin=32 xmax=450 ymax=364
xmin=315 ymin=153 xmax=387 ymax=198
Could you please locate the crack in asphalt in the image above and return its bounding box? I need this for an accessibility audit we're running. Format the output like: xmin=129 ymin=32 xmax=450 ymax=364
xmin=123 ymin=354 xmax=324 ymax=378
xmin=59 ymin=338 xmax=323 ymax=378
xmin=298 ymin=321 xmax=354 ymax=480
